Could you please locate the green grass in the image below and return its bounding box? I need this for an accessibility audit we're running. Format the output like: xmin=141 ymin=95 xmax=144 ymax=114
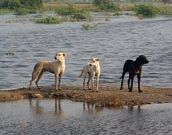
xmin=158 ymin=4 xmax=172 ymax=15
xmin=81 ymin=23 xmax=99 ymax=30
xmin=55 ymin=4 xmax=91 ymax=21
xmin=93 ymin=0 xmax=119 ymax=12
xmin=0 ymin=8 xmax=14 ymax=14
xmin=134 ymin=4 xmax=160 ymax=17
xmin=55 ymin=6 xmax=74 ymax=16
xmin=15 ymin=8 xmax=37 ymax=15
xmin=36 ymin=16 xmax=61 ymax=24
xmin=1 ymin=2 xmax=172 ymax=23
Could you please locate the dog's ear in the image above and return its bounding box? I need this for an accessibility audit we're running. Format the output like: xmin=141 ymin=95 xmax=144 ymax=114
xmin=90 ymin=58 xmax=94 ymax=61
xmin=63 ymin=53 xmax=67 ymax=57
xmin=96 ymin=58 xmax=100 ymax=61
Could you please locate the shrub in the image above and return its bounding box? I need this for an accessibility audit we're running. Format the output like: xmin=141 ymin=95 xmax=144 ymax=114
xmin=72 ymin=12 xmax=89 ymax=20
xmin=56 ymin=5 xmax=74 ymax=16
xmin=0 ymin=9 xmax=13 ymax=14
xmin=19 ymin=0 xmax=43 ymax=8
xmin=81 ymin=23 xmax=98 ymax=30
xmin=0 ymin=0 xmax=22 ymax=10
xmin=135 ymin=4 xmax=160 ymax=17
xmin=0 ymin=0 xmax=43 ymax=9
xmin=71 ymin=9 xmax=90 ymax=20
xmin=93 ymin=0 xmax=118 ymax=11
xmin=158 ymin=5 xmax=172 ymax=15
xmin=15 ymin=8 xmax=37 ymax=15
xmin=36 ymin=16 xmax=61 ymax=24
xmin=162 ymin=0 xmax=172 ymax=4
xmin=56 ymin=4 xmax=91 ymax=21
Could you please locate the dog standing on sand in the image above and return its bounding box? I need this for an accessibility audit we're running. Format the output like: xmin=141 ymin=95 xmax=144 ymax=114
xmin=29 ymin=52 xmax=66 ymax=90
xmin=120 ymin=55 xmax=149 ymax=92
xmin=79 ymin=58 xmax=100 ymax=92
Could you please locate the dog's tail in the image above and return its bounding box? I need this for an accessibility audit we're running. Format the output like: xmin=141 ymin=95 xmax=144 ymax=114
xmin=120 ymin=71 xmax=125 ymax=79
xmin=78 ymin=68 xmax=84 ymax=78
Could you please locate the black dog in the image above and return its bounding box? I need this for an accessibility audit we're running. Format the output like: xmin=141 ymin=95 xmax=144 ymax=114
xmin=120 ymin=55 xmax=149 ymax=92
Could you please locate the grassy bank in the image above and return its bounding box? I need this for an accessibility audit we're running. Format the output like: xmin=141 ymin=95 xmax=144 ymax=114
xmin=35 ymin=16 xmax=61 ymax=24
xmin=158 ymin=4 xmax=172 ymax=15
xmin=0 ymin=2 xmax=172 ymax=23
xmin=0 ymin=8 xmax=14 ymax=14
xmin=1 ymin=85 xmax=172 ymax=108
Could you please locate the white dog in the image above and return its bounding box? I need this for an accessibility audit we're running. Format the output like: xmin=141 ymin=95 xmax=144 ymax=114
xmin=29 ymin=52 xmax=66 ymax=90
xmin=79 ymin=58 xmax=100 ymax=92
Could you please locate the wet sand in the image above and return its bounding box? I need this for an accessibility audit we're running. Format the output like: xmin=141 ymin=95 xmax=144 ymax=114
xmin=1 ymin=84 xmax=172 ymax=107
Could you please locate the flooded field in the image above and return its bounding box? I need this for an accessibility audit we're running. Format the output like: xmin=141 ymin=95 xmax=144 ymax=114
xmin=0 ymin=99 xmax=172 ymax=134
xmin=0 ymin=15 xmax=172 ymax=89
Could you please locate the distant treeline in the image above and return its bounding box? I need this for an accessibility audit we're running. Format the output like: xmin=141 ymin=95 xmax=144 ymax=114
xmin=0 ymin=0 xmax=43 ymax=9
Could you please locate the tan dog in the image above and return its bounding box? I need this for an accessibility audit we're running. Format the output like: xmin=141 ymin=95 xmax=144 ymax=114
xmin=79 ymin=58 xmax=100 ymax=92
xmin=29 ymin=52 xmax=66 ymax=90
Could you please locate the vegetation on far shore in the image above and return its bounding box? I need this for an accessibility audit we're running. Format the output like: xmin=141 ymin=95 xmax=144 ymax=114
xmin=0 ymin=0 xmax=172 ymax=24
xmin=134 ymin=4 xmax=160 ymax=17
xmin=36 ymin=16 xmax=61 ymax=24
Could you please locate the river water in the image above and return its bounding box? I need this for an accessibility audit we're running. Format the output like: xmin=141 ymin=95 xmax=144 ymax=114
xmin=0 ymin=99 xmax=172 ymax=135
xmin=0 ymin=14 xmax=172 ymax=135
xmin=0 ymin=15 xmax=172 ymax=89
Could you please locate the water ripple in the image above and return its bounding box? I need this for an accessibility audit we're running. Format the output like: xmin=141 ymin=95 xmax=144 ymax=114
xmin=0 ymin=16 xmax=172 ymax=89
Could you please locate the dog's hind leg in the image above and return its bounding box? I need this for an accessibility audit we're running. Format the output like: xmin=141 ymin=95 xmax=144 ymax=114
xmin=35 ymin=71 xmax=43 ymax=89
xmin=29 ymin=70 xmax=39 ymax=90
xmin=29 ymin=63 xmax=42 ymax=90
xmin=120 ymin=71 xmax=125 ymax=90
xmin=29 ymin=80 xmax=33 ymax=90
xmin=29 ymin=74 xmax=36 ymax=90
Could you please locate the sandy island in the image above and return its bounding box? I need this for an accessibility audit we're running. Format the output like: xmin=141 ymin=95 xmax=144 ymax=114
xmin=0 ymin=84 xmax=172 ymax=107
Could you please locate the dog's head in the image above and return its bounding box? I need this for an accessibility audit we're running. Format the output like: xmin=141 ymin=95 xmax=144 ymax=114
xmin=136 ymin=55 xmax=149 ymax=66
xmin=54 ymin=52 xmax=66 ymax=62
xmin=89 ymin=58 xmax=100 ymax=66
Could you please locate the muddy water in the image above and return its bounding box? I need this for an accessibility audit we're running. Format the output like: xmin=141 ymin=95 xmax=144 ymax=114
xmin=0 ymin=15 xmax=172 ymax=89
xmin=0 ymin=99 xmax=172 ymax=134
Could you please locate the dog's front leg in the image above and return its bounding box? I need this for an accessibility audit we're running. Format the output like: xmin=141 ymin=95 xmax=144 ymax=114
xmin=128 ymin=74 xmax=131 ymax=90
xmin=91 ymin=73 xmax=95 ymax=92
xmin=83 ymin=76 xmax=86 ymax=90
xmin=128 ymin=73 xmax=134 ymax=92
xmin=54 ymin=74 xmax=58 ymax=90
xmin=87 ymin=73 xmax=91 ymax=90
xmin=129 ymin=75 xmax=134 ymax=92
xmin=95 ymin=75 xmax=99 ymax=92
xmin=58 ymin=73 xmax=62 ymax=90
xmin=137 ymin=74 xmax=142 ymax=92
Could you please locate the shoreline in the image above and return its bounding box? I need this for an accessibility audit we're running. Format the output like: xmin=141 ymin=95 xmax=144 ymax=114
xmin=0 ymin=84 xmax=172 ymax=107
